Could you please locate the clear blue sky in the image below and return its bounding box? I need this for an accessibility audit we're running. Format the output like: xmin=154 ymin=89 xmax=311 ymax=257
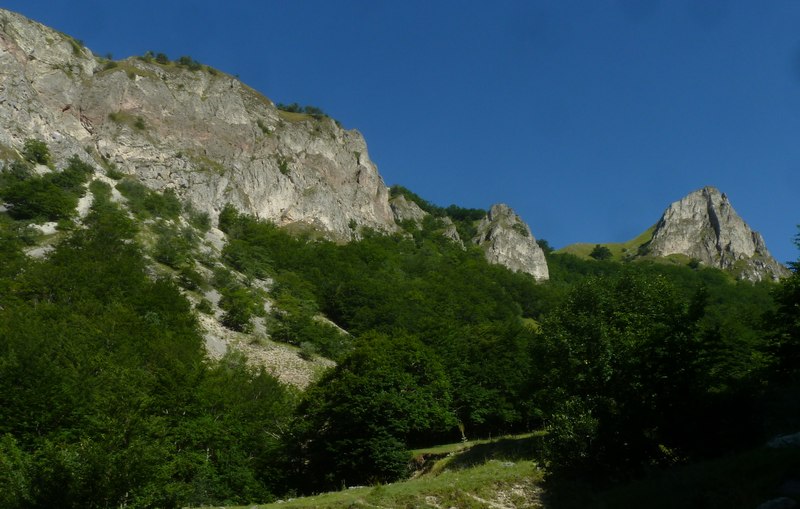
xmin=5 ymin=1 xmax=799 ymax=263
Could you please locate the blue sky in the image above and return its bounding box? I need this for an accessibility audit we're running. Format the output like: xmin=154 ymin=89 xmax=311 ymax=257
xmin=5 ymin=1 xmax=799 ymax=263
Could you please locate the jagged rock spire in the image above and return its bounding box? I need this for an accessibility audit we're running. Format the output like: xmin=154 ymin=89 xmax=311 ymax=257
xmin=648 ymin=186 xmax=788 ymax=281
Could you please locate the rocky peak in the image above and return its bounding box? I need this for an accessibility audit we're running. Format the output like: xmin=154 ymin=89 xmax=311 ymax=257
xmin=648 ymin=186 xmax=788 ymax=281
xmin=472 ymin=204 xmax=549 ymax=281
xmin=389 ymin=194 xmax=427 ymax=225
xmin=0 ymin=8 xmax=395 ymax=241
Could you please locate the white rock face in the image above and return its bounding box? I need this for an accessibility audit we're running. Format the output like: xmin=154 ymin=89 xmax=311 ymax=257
xmin=0 ymin=9 xmax=395 ymax=240
xmin=648 ymin=186 xmax=788 ymax=281
xmin=472 ymin=204 xmax=549 ymax=281
xmin=439 ymin=216 xmax=464 ymax=248
xmin=389 ymin=194 xmax=427 ymax=225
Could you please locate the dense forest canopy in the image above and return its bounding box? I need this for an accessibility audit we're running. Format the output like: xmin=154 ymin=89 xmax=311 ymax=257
xmin=1 ymin=151 xmax=799 ymax=507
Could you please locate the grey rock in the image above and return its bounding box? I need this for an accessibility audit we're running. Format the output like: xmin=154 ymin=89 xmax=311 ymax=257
xmin=439 ymin=216 xmax=464 ymax=248
xmin=389 ymin=194 xmax=427 ymax=225
xmin=472 ymin=204 xmax=549 ymax=281
xmin=0 ymin=8 xmax=395 ymax=241
xmin=648 ymin=187 xmax=788 ymax=282
xmin=389 ymin=195 xmax=465 ymax=247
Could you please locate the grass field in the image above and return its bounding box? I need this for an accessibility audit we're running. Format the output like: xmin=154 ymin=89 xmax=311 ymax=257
xmin=221 ymin=434 xmax=546 ymax=509
xmin=556 ymin=225 xmax=655 ymax=261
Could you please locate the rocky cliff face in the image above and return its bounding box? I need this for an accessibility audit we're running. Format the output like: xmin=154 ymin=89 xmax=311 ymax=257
xmin=472 ymin=204 xmax=549 ymax=281
xmin=389 ymin=194 xmax=427 ymax=225
xmin=0 ymin=9 xmax=394 ymax=240
xmin=648 ymin=186 xmax=788 ymax=281
xmin=389 ymin=194 xmax=548 ymax=278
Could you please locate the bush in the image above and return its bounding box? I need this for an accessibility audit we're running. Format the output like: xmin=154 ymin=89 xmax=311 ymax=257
xmin=1 ymin=161 xmax=32 ymax=186
xmin=50 ymin=156 xmax=93 ymax=193
xmin=152 ymin=222 xmax=197 ymax=269
xmin=298 ymin=341 xmax=318 ymax=360
xmin=195 ymin=298 xmax=214 ymax=315
xmin=184 ymin=203 xmax=211 ymax=232
xmin=105 ymin=164 xmax=124 ymax=180
xmin=176 ymin=56 xmax=203 ymax=71
xmin=276 ymin=103 xmax=329 ymax=120
xmin=22 ymin=139 xmax=50 ymax=165
xmin=115 ymin=179 xmax=181 ymax=219
xmin=177 ymin=266 xmax=206 ymax=291
xmin=589 ymin=244 xmax=613 ymax=261
xmin=0 ymin=157 xmax=92 ymax=221
xmin=219 ymin=286 xmax=263 ymax=333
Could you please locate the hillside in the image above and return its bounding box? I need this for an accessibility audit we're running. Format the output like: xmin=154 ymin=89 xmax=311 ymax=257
xmin=556 ymin=225 xmax=656 ymax=261
xmin=1 ymin=8 xmax=800 ymax=509
xmin=0 ymin=7 xmax=550 ymax=279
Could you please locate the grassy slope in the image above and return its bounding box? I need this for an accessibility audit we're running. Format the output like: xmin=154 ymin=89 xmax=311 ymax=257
xmin=557 ymin=225 xmax=655 ymax=261
xmin=224 ymin=434 xmax=546 ymax=509
xmin=208 ymin=434 xmax=800 ymax=509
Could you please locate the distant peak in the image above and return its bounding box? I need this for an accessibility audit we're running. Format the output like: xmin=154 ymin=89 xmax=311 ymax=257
xmin=648 ymin=187 xmax=788 ymax=281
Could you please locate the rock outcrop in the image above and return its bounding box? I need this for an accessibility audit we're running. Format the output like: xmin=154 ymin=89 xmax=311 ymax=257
xmin=0 ymin=8 xmax=395 ymax=240
xmin=472 ymin=204 xmax=549 ymax=281
xmin=0 ymin=9 xmax=554 ymax=280
xmin=648 ymin=186 xmax=788 ymax=281
xmin=389 ymin=194 xmax=427 ymax=225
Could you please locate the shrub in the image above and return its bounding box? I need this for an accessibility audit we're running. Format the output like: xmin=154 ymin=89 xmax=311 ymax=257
xmin=298 ymin=341 xmax=318 ymax=360
xmin=219 ymin=286 xmax=262 ymax=333
xmin=176 ymin=56 xmax=203 ymax=71
xmin=1 ymin=161 xmax=32 ymax=184
xmin=277 ymin=156 xmax=290 ymax=175
xmin=589 ymin=244 xmax=613 ymax=261
xmin=50 ymin=156 xmax=93 ymax=193
xmin=105 ymin=164 xmax=124 ymax=180
xmin=276 ymin=103 xmax=330 ymax=120
xmin=195 ymin=298 xmax=214 ymax=314
xmin=184 ymin=203 xmax=211 ymax=232
xmin=511 ymin=222 xmax=529 ymax=237
xmin=177 ymin=266 xmax=207 ymax=291
xmin=1 ymin=178 xmax=76 ymax=220
xmin=116 ymin=179 xmax=181 ymax=219
xmin=152 ymin=222 xmax=197 ymax=269
xmin=22 ymin=139 xmax=50 ymax=165
xmin=0 ymin=156 xmax=91 ymax=221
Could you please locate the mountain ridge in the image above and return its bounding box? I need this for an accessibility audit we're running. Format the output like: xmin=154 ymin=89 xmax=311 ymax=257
xmin=0 ymin=7 xmax=551 ymax=279
xmin=0 ymin=9 xmax=788 ymax=283
xmin=557 ymin=186 xmax=787 ymax=281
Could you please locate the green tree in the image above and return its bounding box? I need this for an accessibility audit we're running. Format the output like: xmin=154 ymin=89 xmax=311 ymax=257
xmin=536 ymin=271 xmax=702 ymax=476
xmin=768 ymin=227 xmax=800 ymax=379
xmin=292 ymin=333 xmax=456 ymax=490
xmin=589 ymin=244 xmax=613 ymax=261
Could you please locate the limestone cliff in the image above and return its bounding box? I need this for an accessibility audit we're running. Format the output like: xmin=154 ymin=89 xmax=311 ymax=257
xmin=648 ymin=186 xmax=788 ymax=281
xmin=472 ymin=204 xmax=549 ymax=281
xmin=0 ymin=9 xmax=394 ymax=240
xmin=389 ymin=194 xmax=427 ymax=225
